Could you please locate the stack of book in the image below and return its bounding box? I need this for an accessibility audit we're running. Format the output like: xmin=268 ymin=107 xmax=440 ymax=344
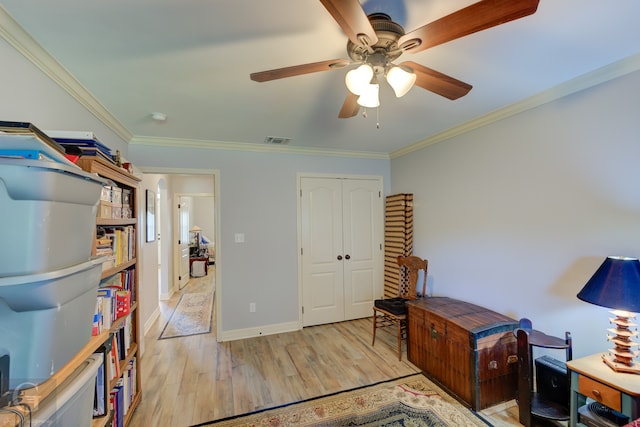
xmin=45 ymin=130 xmax=114 ymax=164
xmin=98 ymin=226 xmax=135 ymax=267
xmin=96 ymin=232 xmax=115 ymax=271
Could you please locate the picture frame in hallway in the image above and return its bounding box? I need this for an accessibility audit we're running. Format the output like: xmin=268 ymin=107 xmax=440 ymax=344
xmin=146 ymin=189 xmax=155 ymax=242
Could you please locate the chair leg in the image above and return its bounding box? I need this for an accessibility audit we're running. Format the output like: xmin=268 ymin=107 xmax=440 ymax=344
xmin=397 ymin=321 xmax=403 ymax=361
xmin=372 ymin=309 xmax=377 ymax=346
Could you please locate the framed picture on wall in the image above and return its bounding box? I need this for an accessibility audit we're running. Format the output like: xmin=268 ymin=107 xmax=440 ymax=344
xmin=146 ymin=189 xmax=155 ymax=242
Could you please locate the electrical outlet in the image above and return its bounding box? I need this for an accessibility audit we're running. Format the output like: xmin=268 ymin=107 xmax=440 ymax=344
xmin=249 ymin=302 xmax=256 ymax=313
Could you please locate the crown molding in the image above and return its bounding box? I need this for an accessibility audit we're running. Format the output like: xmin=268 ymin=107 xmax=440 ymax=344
xmin=390 ymin=53 xmax=640 ymax=159
xmin=0 ymin=6 xmax=132 ymax=142
xmin=129 ymin=135 xmax=390 ymax=160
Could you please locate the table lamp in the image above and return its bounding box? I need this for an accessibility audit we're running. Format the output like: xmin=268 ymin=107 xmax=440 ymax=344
xmin=577 ymin=256 xmax=640 ymax=373
xmin=189 ymin=225 xmax=202 ymax=252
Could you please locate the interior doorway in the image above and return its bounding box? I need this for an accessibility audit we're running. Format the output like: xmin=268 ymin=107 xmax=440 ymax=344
xmin=175 ymin=194 xmax=215 ymax=290
xmin=141 ymin=169 xmax=221 ymax=340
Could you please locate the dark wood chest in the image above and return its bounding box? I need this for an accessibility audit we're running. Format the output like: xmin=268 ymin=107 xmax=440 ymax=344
xmin=407 ymin=297 xmax=519 ymax=410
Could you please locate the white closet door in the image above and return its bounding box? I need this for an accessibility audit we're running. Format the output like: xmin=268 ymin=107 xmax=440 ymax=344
xmin=300 ymin=177 xmax=382 ymax=326
xmin=342 ymin=179 xmax=382 ymax=320
xmin=301 ymin=178 xmax=344 ymax=326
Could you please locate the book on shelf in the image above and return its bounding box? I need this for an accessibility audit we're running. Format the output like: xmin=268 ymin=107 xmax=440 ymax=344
xmin=92 ymin=297 xmax=103 ymax=336
xmin=110 ymin=380 xmax=125 ymax=427
xmin=101 ymin=267 xmax=135 ymax=295
xmin=110 ymin=335 xmax=121 ymax=380
xmin=45 ymin=130 xmax=113 ymax=156
xmin=98 ymin=226 xmax=135 ymax=266
xmin=114 ymin=317 xmax=132 ymax=359
xmin=97 ymin=287 xmax=118 ymax=331
xmin=93 ymin=358 xmax=106 ymax=417
xmin=108 ymin=358 xmax=137 ymax=427
xmin=127 ymin=358 xmax=137 ymax=402
xmin=93 ymin=338 xmax=112 ymax=418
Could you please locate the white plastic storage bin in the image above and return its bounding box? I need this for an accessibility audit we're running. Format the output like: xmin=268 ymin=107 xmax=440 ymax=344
xmin=0 ymin=157 xmax=106 ymax=277
xmin=0 ymin=257 xmax=104 ymax=388
xmin=30 ymin=354 xmax=102 ymax=427
xmin=191 ymin=260 xmax=207 ymax=277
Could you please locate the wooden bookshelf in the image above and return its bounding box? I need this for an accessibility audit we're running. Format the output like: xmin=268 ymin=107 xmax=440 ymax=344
xmin=77 ymin=156 xmax=142 ymax=427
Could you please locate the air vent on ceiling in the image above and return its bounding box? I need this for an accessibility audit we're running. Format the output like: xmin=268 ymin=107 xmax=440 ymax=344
xmin=264 ymin=136 xmax=291 ymax=145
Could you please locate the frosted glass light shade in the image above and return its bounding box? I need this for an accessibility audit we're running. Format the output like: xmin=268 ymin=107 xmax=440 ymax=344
xmin=345 ymin=64 xmax=374 ymax=95
xmin=357 ymin=83 xmax=380 ymax=108
xmin=386 ymin=66 xmax=416 ymax=97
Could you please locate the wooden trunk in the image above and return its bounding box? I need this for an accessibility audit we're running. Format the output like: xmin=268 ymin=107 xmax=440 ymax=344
xmin=407 ymin=297 xmax=519 ymax=410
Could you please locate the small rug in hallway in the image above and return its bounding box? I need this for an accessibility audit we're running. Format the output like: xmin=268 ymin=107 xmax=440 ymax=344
xmin=159 ymin=291 xmax=213 ymax=339
xmin=193 ymin=374 xmax=490 ymax=427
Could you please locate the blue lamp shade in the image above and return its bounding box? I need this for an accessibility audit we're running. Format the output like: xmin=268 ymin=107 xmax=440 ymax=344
xmin=577 ymin=256 xmax=640 ymax=313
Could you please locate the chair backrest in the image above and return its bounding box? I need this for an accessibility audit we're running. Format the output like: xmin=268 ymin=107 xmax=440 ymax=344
xmin=396 ymin=255 xmax=428 ymax=300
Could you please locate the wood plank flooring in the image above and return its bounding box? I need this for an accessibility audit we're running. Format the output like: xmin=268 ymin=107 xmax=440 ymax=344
xmin=128 ymin=269 xmax=524 ymax=426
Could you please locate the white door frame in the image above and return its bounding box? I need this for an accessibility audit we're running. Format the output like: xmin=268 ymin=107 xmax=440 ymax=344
xmin=296 ymin=173 xmax=384 ymax=327
xmin=138 ymin=167 xmax=222 ymax=341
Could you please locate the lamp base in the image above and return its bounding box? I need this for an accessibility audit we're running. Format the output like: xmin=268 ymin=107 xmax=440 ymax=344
xmin=602 ymin=353 xmax=640 ymax=374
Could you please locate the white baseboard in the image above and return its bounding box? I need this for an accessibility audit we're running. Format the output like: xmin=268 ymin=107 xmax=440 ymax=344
xmin=144 ymin=307 xmax=161 ymax=338
xmin=218 ymin=320 xmax=301 ymax=342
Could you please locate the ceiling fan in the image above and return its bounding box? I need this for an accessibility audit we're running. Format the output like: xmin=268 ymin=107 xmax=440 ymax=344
xmin=250 ymin=0 xmax=540 ymax=118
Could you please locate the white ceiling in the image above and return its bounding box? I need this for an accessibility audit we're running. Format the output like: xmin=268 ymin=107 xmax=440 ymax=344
xmin=2 ymin=0 xmax=640 ymax=155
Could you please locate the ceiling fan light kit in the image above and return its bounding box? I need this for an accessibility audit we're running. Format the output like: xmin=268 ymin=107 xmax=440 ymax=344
xmin=386 ymin=65 xmax=417 ymax=98
xmin=250 ymin=0 xmax=540 ymax=120
xmin=357 ymin=80 xmax=380 ymax=108
xmin=345 ymin=64 xmax=374 ymax=96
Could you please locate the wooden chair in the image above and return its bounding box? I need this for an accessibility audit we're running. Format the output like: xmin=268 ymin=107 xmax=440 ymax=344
xmin=372 ymin=255 xmax=428 ymax=360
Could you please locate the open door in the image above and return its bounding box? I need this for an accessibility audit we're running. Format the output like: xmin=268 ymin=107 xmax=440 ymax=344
xmin=177 ymin=196 xmax=191 ymax=290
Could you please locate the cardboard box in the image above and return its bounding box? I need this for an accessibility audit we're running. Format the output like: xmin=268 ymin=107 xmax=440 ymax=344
xmin=98 ymin=200 xmax=112 ymax=219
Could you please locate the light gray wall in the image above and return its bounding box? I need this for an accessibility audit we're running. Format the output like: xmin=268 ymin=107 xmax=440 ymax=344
xmin=0 ymin=39 xmax=129 ymax=155
xmin=127 ymin=145 xmax=391 ymax=336
xmin=391 ymin=69 xmax=640 ymax=358
xmin=192 ymin=197 xmax=215 ymax=243
xmin=136 ymin=173 xmax=161 ymax=348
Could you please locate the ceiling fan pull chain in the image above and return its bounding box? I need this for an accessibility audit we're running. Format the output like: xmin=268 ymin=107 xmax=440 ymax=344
xmin=376 ymin=106 xmax=380 ymax=129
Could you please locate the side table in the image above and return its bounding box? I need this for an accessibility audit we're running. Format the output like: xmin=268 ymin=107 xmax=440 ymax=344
xmin=567 ymin=353 xmax=640 ymax=426
xmin=515 ymin=326 xmax=572 ymax=426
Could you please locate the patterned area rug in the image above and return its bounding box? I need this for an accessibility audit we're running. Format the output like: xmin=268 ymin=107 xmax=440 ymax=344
xmin=159 ymin=291 xmax=214 ymax=339
xmin=194 ymin=374 xmax=490 ymax=426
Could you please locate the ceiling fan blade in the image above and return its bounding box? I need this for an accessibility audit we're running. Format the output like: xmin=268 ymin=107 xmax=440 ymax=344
xmin=250 ymin=59 xmax=349 ymax=82
xmin=338 ymin=92 xmax=360 ymax=118
xmin=319 ymin=0 xmax=378 ymax=46
xmin=401 ymin=61 xmax=472 ymax=100
xmin=398 ymin=0 xmax=539 ymax=54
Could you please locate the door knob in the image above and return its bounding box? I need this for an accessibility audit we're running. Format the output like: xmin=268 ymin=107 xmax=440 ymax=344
xmin=337 ymin=255 xmax=343 ymax=260
xmin=345 ymin=254 xmax=351 ymax=260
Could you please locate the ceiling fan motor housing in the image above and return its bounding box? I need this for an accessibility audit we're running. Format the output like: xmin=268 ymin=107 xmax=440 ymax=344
xmin=347 ymin=13 xmax=405 ymax=70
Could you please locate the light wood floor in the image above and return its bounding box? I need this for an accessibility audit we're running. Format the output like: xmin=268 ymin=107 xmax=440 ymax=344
xmin=129 ymin=269 xmax=524 ymax=427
